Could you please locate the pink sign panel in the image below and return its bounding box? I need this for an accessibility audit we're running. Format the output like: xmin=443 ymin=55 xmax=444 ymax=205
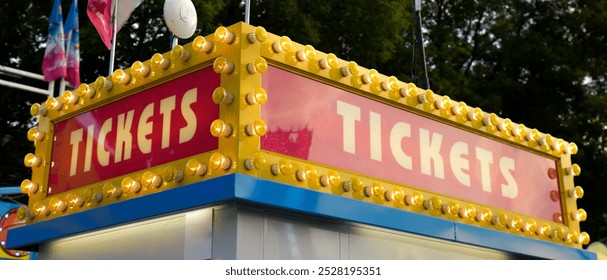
xmin=261 ymin=66 xmax=562 ymax=221
xmin=49 ymin=67 xmax=220 ymax=195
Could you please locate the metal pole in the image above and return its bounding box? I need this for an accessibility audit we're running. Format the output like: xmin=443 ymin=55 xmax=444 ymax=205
xmin=109 ymin=0 xmax=119 ymax=76
xmin=413 ymin=0 xmax=429 ymax=89
xmin=245 ymin=0 xmax=250 ymax=23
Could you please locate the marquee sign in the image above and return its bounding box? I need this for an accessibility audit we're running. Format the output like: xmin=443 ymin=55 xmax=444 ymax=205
xmin=261 ymin=66 xmax=560 ymax=221
xmin=15 ymin=23 xmax=588 ymax=248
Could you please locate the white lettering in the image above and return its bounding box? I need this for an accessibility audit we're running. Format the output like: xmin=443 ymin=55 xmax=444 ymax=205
xmin=97 ymin=118 xmax=112 ymax=166
xmin=160 ymin=96 xmax=176 ymax=149
xmin=475 ymin=147 xmax=494 ymax=192
xmin=370 ymin=111 xmax=382 ymax=161
xmin=138 ymin=103 xmax=154 ymax=154
xmin=450 ymin=142 xmax=471 ymax=187
xmin=115 ymin=110 xmax=135 ymax=163
xmin=84 ymin=125 xmax=94 ymax=172
xmin=179 ymin=88 xmax=198 ymax=144
xmin=420 ymin=129 xmax=444 ymax=179
xmin=69 ymin=128 xmax=83 ymax=176
xmin=500 ymin=157 xmax=518 ymax=198
xmin=390 ymin=122 xmax=412 ymax=170
xmin=337 ymin=100 xmax=361 ymax=154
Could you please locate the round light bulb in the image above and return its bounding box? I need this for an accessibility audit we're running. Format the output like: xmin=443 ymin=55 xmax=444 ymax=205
xmin=150 ymin=53 xmax=169 ymax=70
xmin=214 ymin=26 xmax=235 ymax=44
xmin=246 ymin=88 xmax=268 ymax=105
xmin=185 ymin=159 xmax=207 ymax=176
xmin=131 ymin=61 xmax=150 ymax=77
xmin=77 ymin=83 xmax=96 ymax=98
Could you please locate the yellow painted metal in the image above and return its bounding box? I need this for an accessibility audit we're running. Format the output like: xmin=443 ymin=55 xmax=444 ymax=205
xmin=20 ymin=22 xmax=587 ymax=248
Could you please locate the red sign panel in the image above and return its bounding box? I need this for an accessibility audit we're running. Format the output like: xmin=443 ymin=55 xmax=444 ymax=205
xmin=261 ymin=66 xmax=561 ymax=221
xmin=49 ymin=67 xmax=220 ymax=195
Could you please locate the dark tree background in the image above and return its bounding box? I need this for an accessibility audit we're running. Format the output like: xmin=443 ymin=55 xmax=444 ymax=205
xmin=1 ymin=0 xmax=605 ymax=245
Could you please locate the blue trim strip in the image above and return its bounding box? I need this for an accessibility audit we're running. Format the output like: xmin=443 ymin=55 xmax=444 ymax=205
xmin=0 ymin=187 xmax=21 ymax=195
xmin=6 ymin=174 xmax=596 ymax=259
xmin=455 ymin=223 xmax=597 ymax=260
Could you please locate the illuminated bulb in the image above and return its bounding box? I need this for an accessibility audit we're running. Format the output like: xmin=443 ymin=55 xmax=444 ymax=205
xmin=343 ymin=177 xmax=363 ymax=193
xmin=434 ymin=96 xmax=452 ymax=110
xmin=33 ymin=201 xmax=50 ymax=216
xmin=512 ymin=123 xmax=527 ymax=138
xmin=441 ymin=201 xmax=460 ymax=216
xmin=381 ymin=76 xmax=399 ymax=91
xmin=209 ymin=152 xmax=232 ymax=171
xmin=491 ymin=212 xmax=508 ymax=228
xmin=162 ymin=166 xmax=184 ymax=183
xmin=83 ymin=188 xmax=103 ymax=203
xmin=192 ymin=35 xmax=214 ymax=53
xmin=507 ymin=216 xmax=523 ymax=230
xmin=171 ymin=45 xmax=190 ymax=62
xmin=213 ymin=57 xmax=234 ymax=74
xmin=20 ymin=179 xmax=38 ymax=194
xmin=423 ymin=196 xmax=442 ymax=210
xmin=320 ymin=171 xmax=341 ymax=187
xmin=538 ymin=223 xmax=551 ymax=237
xmin=111 ymin=69 xmax=131 ymax=85
xmin=24 ymin=153 xmax=41 ymax=168
xmin=566 ymin=142 xmax=578 ymax=154
xmin=319 ymin=53 xmax=338 ymax=69
xmin=417 ymin=89 xmax=435 ymax=104
xmin=131 ymin=61 xmax=150 ymax=77
xmin=566 ymin=164 xmax=581 ymax=176
xmin=552 ymin=138 xmax=565 ymax=152
xmin=370 ymin=182 xmax=384 ymax=199
xmin=30 ymin=103 xmax=47 ymax=117
xmin=246 ymin=88 xmax=268 ymax=105
xmin=185 ymin=159 xmax=208 ymax=176
xmin=566 ymin=230 xmax=579 ymax=244
xmin=392 ymin=190 xmax=405 ymax=205
xmin=405 ymin=191 xmax=424 ymax=206
xmin=244 ymin=152 xmax=266 ymax=171
xmin=579 ymin=232 xmax=590 ymax=245
xmin=102 ymin=182 xmax=122 ymax=198
xmin=525 ymin=128 xmax=540 ymax=141
xmin=522 ymin=220 xmax=537 ymax=234
xmin=571 ymin=208 xmax=587 ymax=221
xmin=459 ymin=204 xmax=476 ymax=220
xmin=245 ymin=119 xmax=268 ymax=136
xmin=539 ymin=133 xmax=554 ymax=146
xmin=272 ymin=36 xmax=292 ymax=53
xmin=271 ymin=159 xmax=293 ymax=176
xmin=121 ymin=177 xmax=141 ymax=194
xmin=49 ymin=197 xmax=67 ymax=213
xmin=482 ymin=113 xmax=498 ymax=127
xmin=475 ymin=208 xmax=493 ymax=222
xmin=296 ymin=45 xmax=316 ymax=61
xmin=210 ymin=119 xmax=232 ymax=137
xmin=246 ymin=57 xmax=268 ymax=74
xmin=551 ymin=226 xmax=566 ymax=240
xmin=77 ymin=83 xmax=96 ymax=98
xmin=141 ymin=171 xmax=162 ymax=188
xmin=16 ymin=206 xmax=33 ymax=220
xmin=27 ymin=127 xmax=44 ymax=142
xmin=60 ymin=90 xmax=79 ymax=105
xmin=94 ymin=76 xmax=113 ymax=91
xmin=212 ymin=87 xmax=234 ymax=105
xmin=214 ymin=26 xmax=235 ymax=44
xmin=568 ymin=186 xmax=584 ymax=199
xmin=466 ymin=108 xmax=483 ymax=121
xmin=451 ymin=101 xmax=468 ymax=116
xmin=247 ymin=26 xmax=267 ymax=43
xmin=361 ymin=69 xmax=380 ymax=84
xmin=66 ymin=193 xmax=84 ymax=208
xmin=150 ymin=53 xmax=170 ymax=70
xmin=497 ymin=118 xmax=512 ymax=132
xmin=45 ymin=97 xmax=63 ymax=111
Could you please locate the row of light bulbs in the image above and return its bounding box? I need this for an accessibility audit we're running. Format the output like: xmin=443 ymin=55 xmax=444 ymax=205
xmin=241 ymin=152 xmax=589 ymax=245
xmin=17 ymin=152 xmax=233 ymax=221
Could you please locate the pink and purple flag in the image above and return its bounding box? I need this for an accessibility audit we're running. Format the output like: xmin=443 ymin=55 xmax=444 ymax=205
xmin=42 ymin=0 xmax=67 ymax=82
xmin=65 ymin=0 xmax=80 ymax=87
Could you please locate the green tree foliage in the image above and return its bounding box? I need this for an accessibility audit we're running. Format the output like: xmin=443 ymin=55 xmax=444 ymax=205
xmin=1 ymin=0 xmax=605 ymax=244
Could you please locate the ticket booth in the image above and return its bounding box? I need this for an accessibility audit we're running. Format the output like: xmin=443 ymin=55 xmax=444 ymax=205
xmin=6 ymin=22 xmax=598 ymax=260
